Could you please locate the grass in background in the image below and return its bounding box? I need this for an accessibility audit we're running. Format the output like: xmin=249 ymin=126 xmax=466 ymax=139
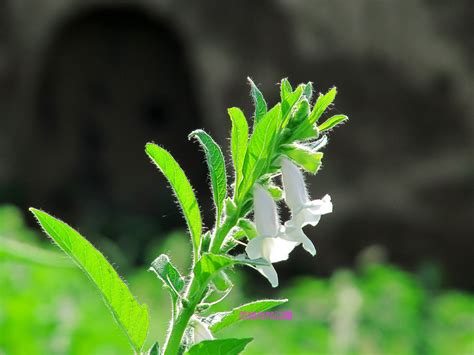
xmin=0 ymin=205 xmax=472 ymax=354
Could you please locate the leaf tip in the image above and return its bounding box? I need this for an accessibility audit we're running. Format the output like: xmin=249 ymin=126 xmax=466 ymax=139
xmin=28 ymin=207 xmax=42 ymax=219
xmin=145 ymin=142 xmax=155 ymax=152
xmin=188 ymin=129 xmax=203 ymax=141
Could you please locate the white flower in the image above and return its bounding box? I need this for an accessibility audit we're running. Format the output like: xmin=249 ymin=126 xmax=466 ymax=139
xmin=191 ymin=317 xmax=213 ymax=343
xmin=280 ymin=157 xmax=332 ymax=256
xmin=245 ymin=184 xmax=297 ymax=287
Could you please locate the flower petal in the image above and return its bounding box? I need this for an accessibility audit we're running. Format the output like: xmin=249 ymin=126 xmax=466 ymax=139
xmin=192 ymin=317 xmax=214 ymax=343
xmin=281 ymin=224 xmax=317 ymax=256
xmin=253 ymin=184 xmax=279 ymax=237
xmin=246 ymin=236 xmax=297 ymax=263
xmin=263 ymin=236 xmax=298 ymax=263
xmin=245 ymin=236 xmax=265 ymax=260
xmin=293 ymin=208 xmax=322 ymax=227
xmin=292 ymin=195 xmax=332 ymax=227
xmin=281 ymin=157 xmax=309 ymax=211
xmin=308 ymin=194 xmax=332 ymax=215
xmin=255 ymin=263 xmax=279 ymax=288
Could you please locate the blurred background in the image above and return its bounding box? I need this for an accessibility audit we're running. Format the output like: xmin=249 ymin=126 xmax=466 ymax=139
xmin=0 ymin=0 xmax=472 ymax=354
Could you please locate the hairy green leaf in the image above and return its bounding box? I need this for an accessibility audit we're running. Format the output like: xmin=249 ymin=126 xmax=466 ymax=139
xmin=308 ymin=87 xmax=337 ymax=124
xmin=318 ymin=114 xmax=348 ymax=132
xmin=288 ymin=99 xmax=310 ymax=127
xmin=281 ymin=85 xmax=304 ymax=127
xmin=146 ymin=143 xmax=202 ymax=259
xmin=147 ymin=342 xmax=159 ymax=355
xmin=228 ymin=108 xmax=249 ymax=195
xmin=29 ymin=209 xmax=149 ymax=352
xmin=150 ymin=254 xmax=185 ymax=296
xmin=186 ymin=338 xmax=253 ymax=355
xmin=302 ymin=81 xmax=313 ymax=101
xmin=307 ymin=135 xmax=328 ymax=151
xmin=280 ymin=78 xmax=293 ymax=101
xmin=267 ymin=184 xmax=283 ymax=200
xmin=248 ymin=77 xmax=267 ymax=125
xmin=207 ymin=299 xmax=288 ymax=332
xmin=282 ymin=144 xmax=323 ymax=174
xmin=224 ymin=198 xmax=237 ymax=216
xmin=237 ymin=219 xmax=257 ymax=239
xmin=239 ymin=104 xmax=281 ymax=201
xmin=289 ymin=120 xmax=319 ymax=143
xmin=200 ymin=231 xmax=212 ymax=254
xmin=212 ymin=270 xmax=232 ymax=292
xmin=189 ymin=130 xmax=227 ymax=222
xmin=190 ymin=254 xmax=236 ymax=298
xmin=221 ymin=237 xmax=239 ymax=254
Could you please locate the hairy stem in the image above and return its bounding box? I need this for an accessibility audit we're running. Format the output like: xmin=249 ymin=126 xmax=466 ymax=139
xmin=164 ymin=190 xmax=257 ymax=352
xmin=163 ymin=276 xmax=199 ymax=355
xmin=210 ymin=211 xmax=239 ymax=254
xmin=164 ymin=211 xmax=242 ymax=353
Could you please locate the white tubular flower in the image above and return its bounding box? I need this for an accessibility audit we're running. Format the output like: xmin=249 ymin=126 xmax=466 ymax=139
xmin=245 ymin=184 xmax=297 ymax=287
xmin=280 ymin=157 xmax=333 ymax=256
xmin=191 ymin=317 xmax=213 ymax=343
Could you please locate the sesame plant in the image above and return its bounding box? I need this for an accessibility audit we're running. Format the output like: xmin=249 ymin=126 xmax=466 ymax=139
xmin=29 ymin=78 xmax=347 ymax=354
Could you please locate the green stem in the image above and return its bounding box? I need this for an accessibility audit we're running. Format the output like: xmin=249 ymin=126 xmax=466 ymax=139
xmin=210 ymin=212 xmax=239 ymax=254
xmin=163 ymin=303 xmax=196 ymax=355
xmin=163 ymin=213 xmax=242 ymax=353
xmin=163 ymin=194 xmax=255 ymax=353
xmin=163 ymin=276 xmax=199 ymax=355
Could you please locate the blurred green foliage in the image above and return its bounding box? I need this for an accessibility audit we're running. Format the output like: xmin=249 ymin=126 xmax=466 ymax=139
xmin=0 ymin=205 xmax=473 ymax=354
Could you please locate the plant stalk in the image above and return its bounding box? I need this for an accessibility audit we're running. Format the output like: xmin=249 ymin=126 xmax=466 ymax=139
xmin=163 ymin=210 xmax=242 ymax=353
xmin=162 ymin=275 xmax=199 ymax=355
xmin=210 ymin=212 xmax=239 ymax=254
xmin=162 ymin=301 xmax=197 ymax=355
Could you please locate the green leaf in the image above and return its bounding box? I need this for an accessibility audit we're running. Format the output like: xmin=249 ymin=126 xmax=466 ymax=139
xmin=237 ymin=218 xmax=257 ymax=239
xmin=146 ymin=143 xmax=202 ymax=259
xmin=208 ymin=299 xmax=288 ymax=333
xmin=0 ymin=236 xmax=72 ymax=267
xmin=212 ymin=271 xmax=232 ymax=292
xmin=238 ymin=104 xmax=281 ymax=201
xmin=266 ymin=185 xmax=283 ymax=200
xmin=189 ymin=130 xmax=227 ymax=222
xmin=280 ymin=78 xmax=293 ymax=101
xmin=281 ymin=85 xmax=303 ymax=127
xmin=233 ymin=255 xmax=271 ymax=267
xmin=318 ymin=114 xmax=348 ymax=132
xmin=248 ymin=77 xmax=267 ymax=125
xmin=200 ymin=231 xmax=212 ymax=254
xmin=29 ymin=208 xmax=149 ymax=352
xmin=224 ymin=198 xmax=237 ymax=216
xmin=289 ymin=99 xmax=310 ymax=127
xmin=190 ymin=254 xmax=236 ymax=298
xmin=228 ymin=108 xmax=249 ymax=195
xmin=221 ymin=237 xmax=239 ymax=254
xmin=308 ymin=87 xmax=337 ymax=124
xmin=186 ymin=338 xmax=253 ymax=355
xmin=149 ymin=254 xmax=185 ymax=296
xmin=232 ymin=230 xmax=246 ymax=241
xmin=147 ymin=342 xmax=159 ymax=355
xmin=281 ymin=144 xmax=323 ymax=174
xmin=289 ymin=120 xmax=319 ymax=142
xmin=307 ymin=135 xmax=328 ymax=151
xmin=302 ymin=82 xmax=313 ymax=102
